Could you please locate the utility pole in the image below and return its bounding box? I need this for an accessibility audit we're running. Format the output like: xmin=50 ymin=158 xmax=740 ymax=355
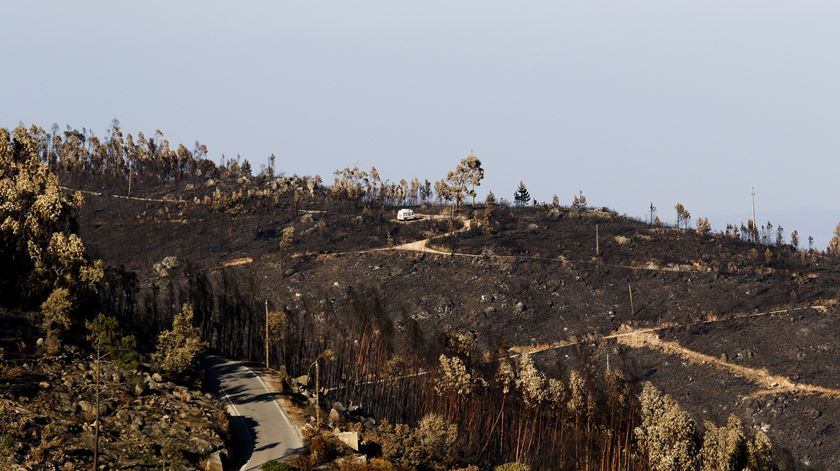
xmin=92 ymin=344 xmax=108 ymax=471
xmin=595 ymin=224 xmax=600 ymax=256
xmin=265 ymin=299 xmax=269 ymax=369
xmin=751 ymin=187 xmax=757 ymax=242
xmin=127 ymin=160 xmax=133 ymax=198
xmin=650 ymin=202 xmax=656 ymax=225
xmin=628 ymin=284 xmax=635 ymax=317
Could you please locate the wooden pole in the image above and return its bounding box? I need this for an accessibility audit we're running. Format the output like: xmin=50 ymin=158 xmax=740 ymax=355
xmin=751 ymin=187 xmax=757 ymax=242
xmin=93 ymin=346 xmax=101 ymax=471
xmin=595 ymin=224 xmax=600 ymax=256
xmin=265 ymin=299 xmax=269 ymax=369
xmin=628 ymin=284 xmax=635 ymax=317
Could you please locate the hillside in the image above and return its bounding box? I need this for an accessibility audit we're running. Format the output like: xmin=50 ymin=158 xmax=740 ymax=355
xmin=70 ymin=176 xmax=840 ymax=469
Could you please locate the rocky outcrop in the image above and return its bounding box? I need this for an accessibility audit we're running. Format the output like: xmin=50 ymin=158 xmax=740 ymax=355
xmin=0 ymin=352 xmax=228 ymax=469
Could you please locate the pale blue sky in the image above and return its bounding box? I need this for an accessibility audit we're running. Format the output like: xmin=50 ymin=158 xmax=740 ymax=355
xmin=2 ymin=1 xmax=839 ymax=246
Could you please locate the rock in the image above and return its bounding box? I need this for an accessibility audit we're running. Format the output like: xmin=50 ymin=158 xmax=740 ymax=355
xmin=329 ymin=408 xmax=343 ymax=424
xmin=152 ymin=372 xmax=163 ymax=383
xmin=38 ymin=381 xmax=50 ymax=389
xmin=78 ymin=400 xmax=94 ymax=415
xmin=334 ymin=431 xmax=360 ymax=451
xmin=189 ymin=436 xmax=216 ymax=455
xmin=514 ymin=302 xmax=526 ymax=313
xmin=134 ymin=383 xmax=148 ymax=396
xmin=295 ymin=375 xmax=310 ymax=387
xmin=200 ymin=450 xmax=225 ymax=471
xmin=333 ymin=401 xmax=346 ymax=412
xmin=36 ymin=338 xmax=44 ymax=346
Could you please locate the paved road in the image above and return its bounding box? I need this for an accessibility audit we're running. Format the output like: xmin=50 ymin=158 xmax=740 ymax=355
xmin=202 ymin=355 xmax=302 ymax=470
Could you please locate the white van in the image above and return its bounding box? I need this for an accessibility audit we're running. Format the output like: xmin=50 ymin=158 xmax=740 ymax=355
xmin=397 ymin=209 xmax=417 ymax=221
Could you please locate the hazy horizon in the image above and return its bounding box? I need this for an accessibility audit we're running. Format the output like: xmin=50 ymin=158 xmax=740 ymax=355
xmin=3 ymin=1 xmax=839 ymax=246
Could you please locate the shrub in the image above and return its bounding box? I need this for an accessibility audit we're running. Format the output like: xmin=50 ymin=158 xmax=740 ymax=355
xmin=40 ymin=287 xmax=73 ymax=354
xmin=261 ymin=461 xmax=299 ymax=471
xmin=281 ymin=226 xmax=296 ymax=248
xmin=378 ymin=414 xmax=458 ymax=470
xmin=494 ymin=463 xmax=530 ymax=471
xmin=309 ymin=432 xmax=346 ymax=465
xmin=368 ymin=458 xmax=395 ymax=471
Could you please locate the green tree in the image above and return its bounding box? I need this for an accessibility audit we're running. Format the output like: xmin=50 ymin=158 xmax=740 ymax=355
xmin=514 ymin=181 xmax=531 ymax=207
xmin=86 ymin=313 xmax=141 ymax=370
xmin=156 ymin=304 xmax=207 ymax=374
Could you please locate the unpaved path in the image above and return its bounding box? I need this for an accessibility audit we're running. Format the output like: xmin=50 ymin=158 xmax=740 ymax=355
xmin=391 ymin=217 xmax=472 ymax=255
xmin=617 ymin=330 xmax=840 ymax=399
xmin=327 ymin=303 xmax=835 ymax=395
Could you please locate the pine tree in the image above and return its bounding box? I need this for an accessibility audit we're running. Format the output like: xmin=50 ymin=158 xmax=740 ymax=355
xmin=514 ymin=181 xmax=531 ymax=207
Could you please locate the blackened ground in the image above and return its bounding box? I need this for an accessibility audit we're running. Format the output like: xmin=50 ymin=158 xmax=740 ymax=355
xmin=71 ymin=182 xmax=840 ymax=469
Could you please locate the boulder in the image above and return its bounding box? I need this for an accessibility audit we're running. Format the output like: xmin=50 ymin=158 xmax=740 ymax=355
xmin=334 ymin=431 xmax=359 ymax=451
xmin=329 ymin=408 xmax=343 ymax=425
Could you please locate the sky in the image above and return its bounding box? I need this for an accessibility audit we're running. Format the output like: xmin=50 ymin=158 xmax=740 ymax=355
xmin=2 ymin=1 xmax=839 ymax=246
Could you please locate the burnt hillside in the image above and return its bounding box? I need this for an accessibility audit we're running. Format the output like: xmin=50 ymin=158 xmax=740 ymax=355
xmin=69 ymin=177 xmax=840 ymax=469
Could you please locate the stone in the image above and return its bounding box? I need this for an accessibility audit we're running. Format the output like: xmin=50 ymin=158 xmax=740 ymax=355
xmin=189 ymin=436 xmax=215 ymax=455
xmin=329 ymin=408 xmax=343 ymax=424
xmin=200 ymin=450 xmax=225 ymax=471
xmin=78 ymin=400 xmax=94 ymax=415
xmin=334 ymin=431 xmax=359 ymax=451
xmin=295 ymin=375 xmax=310 ymax=387
xmin=134 ymin=383 xmax=148 ymax=396
xmin=152 ymin=372 xmax=163 ymax=383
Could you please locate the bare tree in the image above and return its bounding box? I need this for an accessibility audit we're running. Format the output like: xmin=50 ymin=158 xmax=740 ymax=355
xmin=675 ymin=203 xmax=691 ymax=229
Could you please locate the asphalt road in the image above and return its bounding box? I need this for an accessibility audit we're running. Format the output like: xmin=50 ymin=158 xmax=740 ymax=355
xmin=202 ymin=355 xmax=303 ymax=470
